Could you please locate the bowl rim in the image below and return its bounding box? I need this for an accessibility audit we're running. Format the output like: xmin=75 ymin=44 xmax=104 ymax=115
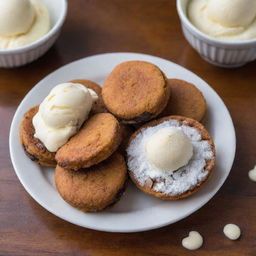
xmin=0 ymin=0 xmax=68 ymax=55
xmin=176 ymin=0 xmax=256 ymax=47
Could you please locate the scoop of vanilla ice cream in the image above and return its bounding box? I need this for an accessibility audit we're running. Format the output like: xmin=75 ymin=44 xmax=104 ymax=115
xmin=206 ymin=0 xmax=256 ymax=27
xmin=189 ymin=0 xmax=256 ymax=41
xmin=0 ymin=0 xmax=35 ymax=36
xmin=0 ymin=0 xmax=50 ymax=50
xmin=145 ymin=127 xmax=193 ymax=172
xmin=33 ymin=83 xmax=98 ymax=152
xmin=40 ymin=83 xmax=97 ymax=128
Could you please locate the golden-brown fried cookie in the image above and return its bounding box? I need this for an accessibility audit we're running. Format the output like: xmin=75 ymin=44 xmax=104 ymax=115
xmin=127 ymin=115 xmax=215 ymax=200
xmin=55 ymin=113 xmax=122 ymax=170
xmin=70 ymin=79 xmax=107 ymax=114
xmin=102 ymin=61 xmax=170 ymax=124
xmin=160 ymin=79 xmax=207 ymax=121
xmin=55 ymin=153 xmax=128 ymax=212
xmin=19 ymin=106 xmax=56 ymax=167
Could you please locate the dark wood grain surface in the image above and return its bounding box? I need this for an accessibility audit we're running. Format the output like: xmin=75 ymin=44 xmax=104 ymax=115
xmin=1 ymin=0 xmax=256 ymax=255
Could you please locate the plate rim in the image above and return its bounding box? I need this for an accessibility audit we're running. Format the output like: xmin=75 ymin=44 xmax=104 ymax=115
xmin=9 ymin=52 xmax=236 ymax=232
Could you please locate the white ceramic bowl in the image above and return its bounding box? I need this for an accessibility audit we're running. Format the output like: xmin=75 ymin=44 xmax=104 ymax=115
xmin=176 ymin=0 xmax=256 ymax=68
xmin=0 ymin=0 xmax=67 ymax=68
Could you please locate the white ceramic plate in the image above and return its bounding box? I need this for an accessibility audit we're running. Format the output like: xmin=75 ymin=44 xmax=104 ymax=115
xmin=9 ymin=52 xmax=236 ymax=233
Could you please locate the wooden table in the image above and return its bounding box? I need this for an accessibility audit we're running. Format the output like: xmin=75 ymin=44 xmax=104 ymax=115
xmin=1 ymin=0 xmax=255 ymax=255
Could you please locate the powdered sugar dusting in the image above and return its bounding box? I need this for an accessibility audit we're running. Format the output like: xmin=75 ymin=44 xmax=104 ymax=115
xmin=127 ymin=120 xmax=214 ymax=196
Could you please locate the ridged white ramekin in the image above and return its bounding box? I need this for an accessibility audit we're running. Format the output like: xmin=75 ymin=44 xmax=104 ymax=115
xmin=176 ymin=0 xmax=256 ymax=68
xmin=0 ymin=0 xmax=67 ymax=68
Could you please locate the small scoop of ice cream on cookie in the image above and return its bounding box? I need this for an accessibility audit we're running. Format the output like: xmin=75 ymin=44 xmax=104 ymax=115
xmin=126 ymin=116 xmax=215 ymax=200
xmin=145 ymin=127 xmax=193 ymax=172
xmin=33 ymin=83 xmax=98 ymax=152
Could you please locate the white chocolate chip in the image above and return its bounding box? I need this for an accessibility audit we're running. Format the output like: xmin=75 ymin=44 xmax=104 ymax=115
xmin=223 ymin=224 xmax=241 ymax=240
xmin=182 ymin=231 xmax=203 ymax=250
xmin=248 ymin=166 xmax=256 ymax=182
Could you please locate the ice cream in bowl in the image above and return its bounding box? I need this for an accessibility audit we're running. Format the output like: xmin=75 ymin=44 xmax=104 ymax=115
xmin=0 ymin=0 xmax=67 ymax=68
xmin=0 ymin=0 xmax=50 ymax=50
xmin=176 ymin=0 xmax=256 ymax=67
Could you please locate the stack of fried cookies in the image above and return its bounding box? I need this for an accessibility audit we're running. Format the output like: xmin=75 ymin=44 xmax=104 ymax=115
xmin=20 ymin=80 xmax=127 ymax=212
xmin=20 ymin=60 xmax=215 ymax=212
